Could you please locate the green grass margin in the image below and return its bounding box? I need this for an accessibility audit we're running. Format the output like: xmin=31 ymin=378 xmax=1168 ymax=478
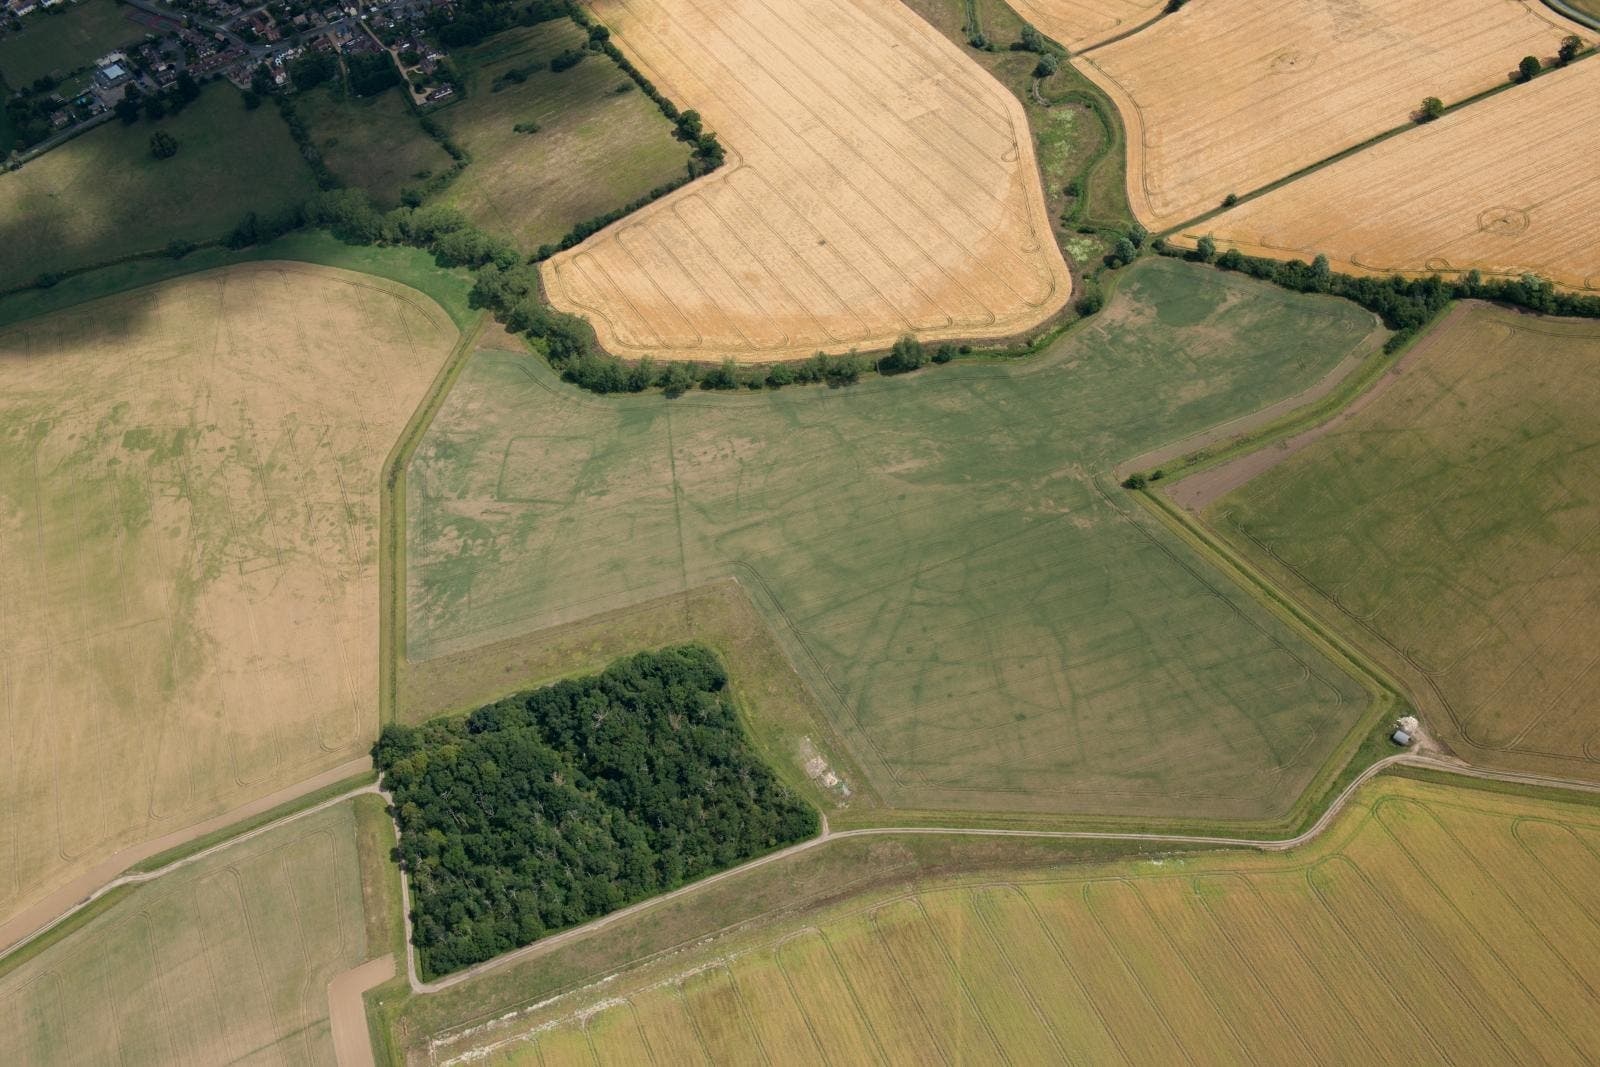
xmin=127 ymin=772 xmax=376 ymax=875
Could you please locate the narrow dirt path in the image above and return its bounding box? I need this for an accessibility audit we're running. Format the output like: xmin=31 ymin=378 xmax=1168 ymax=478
xmin=0 ymin=758 xmax=376 ymax=957
xmin=393 ymin=749 xmax=1600 ymax=994
xmin=329 ymin=954 xmax=396 ymax=1067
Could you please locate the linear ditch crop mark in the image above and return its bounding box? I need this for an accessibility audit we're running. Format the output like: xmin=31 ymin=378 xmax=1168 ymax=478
xmin=1123 ymin=878 xmax=1257 ymax=1060
xmin=769 ymin=931 xmax=842 ymax=1067
xmin=910 ymin=895 xmax=1012 ymax=1063
xmin=650 ymin=0 xmax=982 ymax=327
xmin=744 ymin=0 xmax=1046 ymax=308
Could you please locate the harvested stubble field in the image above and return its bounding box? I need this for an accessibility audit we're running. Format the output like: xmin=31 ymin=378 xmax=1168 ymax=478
xmin=437 ymin=20 xmax=690 ymax=253
xmin=0 ymin=264 xmax=454 ymax=931
xmin=0 ymin=86 xmax=317 ymax=290
xmin=1208 ymin=303 xmax=1600 ymax=783
xmin=408 ymin=258 xmax=1378 ymax=824
xmin=540 ymin=0 xmax=1072 ymax=362
xmin=1075 ymin=0 xmax=1588 ymax=232
xmin=0 ymin=800 xmax=372 ymax=1066
xmin=429 ymin=775 xmax=1600 ymax=1065
xmin=1006 ymin=0 xmax=1164 ymax=51
xmin=298 ymin=86 xmax=455 ymax=209
xmin=1189 ymin=57 xmax=1600 ymax=290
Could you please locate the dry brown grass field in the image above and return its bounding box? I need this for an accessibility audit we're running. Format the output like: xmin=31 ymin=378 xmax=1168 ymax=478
xmin=0 ymin=801 xmax=372 ymax=1066
xmin=1186 ymin=58 xmax=1600 ymax=290
xmin=0 ymin=264 xmax=454 ymax=932
xmin=540 ymin=0 xmax=1072 ymax=362
xmin=1075 ymin=0 xmax=1587 ymax=232
xmin=1211 ymin=304 xmax=1600 ymax=782
xmin=425 ymin=775 xmax=1600 ymax=1064
xmin=1007 ymin=0 xmax=1163 ymax=51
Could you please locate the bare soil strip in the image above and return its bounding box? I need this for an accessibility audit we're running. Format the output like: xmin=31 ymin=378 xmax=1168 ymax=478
xmin=329 ymin=954 xmax=397 ymax=1067
xmin=1188 ymin=57 xmax=1600 ymax=290
xmin=540 ymin=0 xmax=1072 ymax=361
xmin=1074 ymin=0 xmax=1588 ymax=232
xmin=1166 ymin=304 xmax=1471 ymax=511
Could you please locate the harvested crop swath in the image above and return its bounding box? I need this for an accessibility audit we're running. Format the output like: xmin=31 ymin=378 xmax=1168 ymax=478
xmin=1077 ymin=0 xmax=1586 ymax=231
xmin=540 ymin=0 xmax=1072 ymax=362
xmin=0 ymin=265 xmax=452 ymax=934
xmin=1191 ymin=58 xmax=1600 ymax=289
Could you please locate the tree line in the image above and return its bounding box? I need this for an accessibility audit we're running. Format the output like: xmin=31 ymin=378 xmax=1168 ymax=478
xmin=373 ymin=646 xmax=818 ymax=977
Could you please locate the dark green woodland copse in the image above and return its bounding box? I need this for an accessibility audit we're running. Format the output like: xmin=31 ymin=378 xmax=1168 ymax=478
xmin=374 ymin=645 xmax=819 ymax=977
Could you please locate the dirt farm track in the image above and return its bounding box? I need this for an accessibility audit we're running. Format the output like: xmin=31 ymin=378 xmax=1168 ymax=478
xmin=540 ymin=0 xmax=1072 ymax=362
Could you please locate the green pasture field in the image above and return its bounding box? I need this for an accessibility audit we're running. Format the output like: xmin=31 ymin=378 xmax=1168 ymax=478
xmin=298 ymin=85 xmax=453 ymax=208
xmin=0 ymin=0 xmax=141 ymax=87
xmin=0 ymin=84 xmax=315 ymax=290
xmin=435 ymin=20 xmax=690 ymax=252
xmin=0 ymin=802 xmax=371 ymax=1066
xmin=418 ymin=773 xmax=1600 ymax=1065
xmin=405 ymin=257 xmax=1380 ymax=826
xmin=1210 ymin=303 xmax=1600 ymax=782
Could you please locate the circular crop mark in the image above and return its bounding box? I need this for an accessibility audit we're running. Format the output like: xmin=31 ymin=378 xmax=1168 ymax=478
xmin=1424 ymin=258 xmax=1453 ymax=272
xmin=1477 ymin=206 xmax=1531 ymax=236
xmin=1270 ymin=49 xmax=1314 ymax=74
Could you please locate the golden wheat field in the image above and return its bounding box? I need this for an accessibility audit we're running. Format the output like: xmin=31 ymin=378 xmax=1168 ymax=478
xmin=428 ymin=776 xmax=1600 ymax=1065
xmin=1188 ymin=58 xmax=1600 ymax=289
xmin=1005 ymin=0 xmax=1163 ymax=50
xmin=0 ymin=265 xmax=453 ymax=933
xmin=539 ymin=0 xmax=1072 ymax=362
xmin=1076 ymin=0 xmax=1587 ymax=231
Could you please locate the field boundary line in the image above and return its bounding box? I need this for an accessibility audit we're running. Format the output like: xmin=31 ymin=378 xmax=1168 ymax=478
xmin=392 ymin=753 xmax=1600 ymax=996
xmin=1158 ymin=46 xmax=1600 ymax=245
xmin=0 ymin=776 xmax=378 ymax=969
xmin=380 ymin=312 xmax=488 ymax=722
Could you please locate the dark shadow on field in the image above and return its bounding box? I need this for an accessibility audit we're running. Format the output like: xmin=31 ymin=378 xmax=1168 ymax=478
xmin=0 ymin=82 xmax=316 ymax=301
